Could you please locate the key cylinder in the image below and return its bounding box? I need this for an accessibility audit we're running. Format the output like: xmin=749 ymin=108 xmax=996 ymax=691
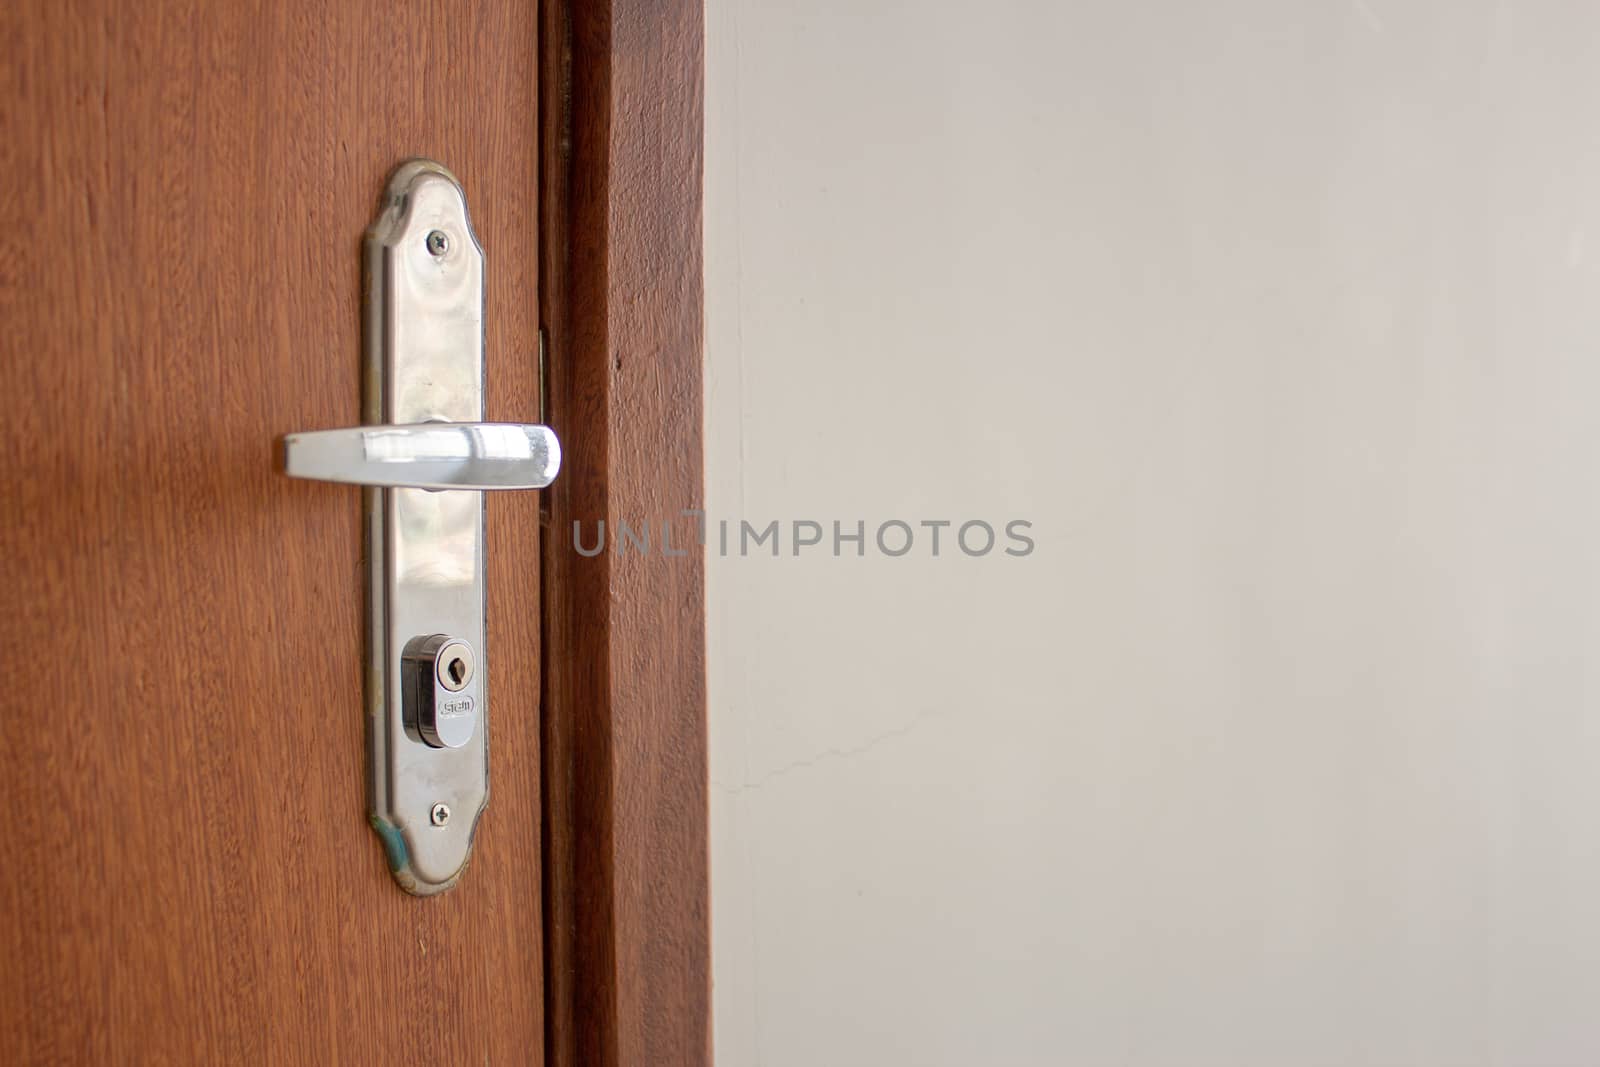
xmin=402 ymin=634 xmax=478 ymax=749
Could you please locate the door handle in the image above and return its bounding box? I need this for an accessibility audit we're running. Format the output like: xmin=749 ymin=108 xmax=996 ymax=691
xmin=279 ymin=160 xmax=552 ymax=896
xmin=282 ymin=422 xmax=560 ymax=490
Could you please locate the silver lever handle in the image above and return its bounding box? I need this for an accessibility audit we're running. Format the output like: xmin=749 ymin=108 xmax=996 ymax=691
xmin=282 ymin=422 xmax=561 ymax=491
xmin=286 ymin=160 xmax=554 ymax=895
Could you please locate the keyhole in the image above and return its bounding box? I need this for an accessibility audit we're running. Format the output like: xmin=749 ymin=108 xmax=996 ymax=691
xmin=430 ymin=638 xmax=473 ymax=694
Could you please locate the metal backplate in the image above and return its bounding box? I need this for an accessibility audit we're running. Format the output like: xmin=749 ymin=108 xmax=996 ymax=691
xmin=364 ymin=160 xmax=487 ymax=894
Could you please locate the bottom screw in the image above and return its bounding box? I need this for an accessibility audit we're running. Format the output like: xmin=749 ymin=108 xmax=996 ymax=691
xmin=430 ymin=802 xmax=451 ymax=827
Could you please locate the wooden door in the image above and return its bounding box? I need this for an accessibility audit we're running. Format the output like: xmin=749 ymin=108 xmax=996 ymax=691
xmin=1 ymin=3 xmax=547 ymax=1062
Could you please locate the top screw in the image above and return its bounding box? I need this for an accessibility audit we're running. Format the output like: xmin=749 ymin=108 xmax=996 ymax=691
xmin=426 ymin=230 xmax=450 ymax=257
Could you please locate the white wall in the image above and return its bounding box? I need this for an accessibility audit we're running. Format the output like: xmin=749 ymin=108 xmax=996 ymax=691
xmin=705 ymin=2 xmax=1600 ymax=1063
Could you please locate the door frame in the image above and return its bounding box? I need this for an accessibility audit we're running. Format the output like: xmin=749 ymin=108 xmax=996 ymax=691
xmin=538 ymin=2 xmax=710 ymax=1064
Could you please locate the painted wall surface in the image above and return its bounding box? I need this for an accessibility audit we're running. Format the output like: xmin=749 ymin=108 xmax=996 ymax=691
xmin=705 ymin=3 xmax=1600 ymax=1063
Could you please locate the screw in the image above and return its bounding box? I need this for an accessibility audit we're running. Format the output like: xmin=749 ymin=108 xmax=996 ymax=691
xmin=426 ymin=230 xmax=450 ymax=257
xmin=430 ymin=802 xmax=451 ymax=827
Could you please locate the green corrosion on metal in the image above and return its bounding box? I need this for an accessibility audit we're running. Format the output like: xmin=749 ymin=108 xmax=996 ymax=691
xmin=370 ymin=816 xmax=410 ymax=872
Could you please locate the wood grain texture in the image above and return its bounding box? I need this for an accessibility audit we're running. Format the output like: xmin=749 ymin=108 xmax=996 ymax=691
xmin=0 ymin=2 xmax=545 ymax=1062
xmin=539 ymin=0 xmax=710 ymax=1063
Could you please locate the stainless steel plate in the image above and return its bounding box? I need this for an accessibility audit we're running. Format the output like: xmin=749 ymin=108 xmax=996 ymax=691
xmin=364 ymin=160 xmax=489 ymax=894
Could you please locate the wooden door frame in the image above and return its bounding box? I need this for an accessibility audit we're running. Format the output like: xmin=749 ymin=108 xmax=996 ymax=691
xmin=538 ymin=1 xmax=710 ymax=1065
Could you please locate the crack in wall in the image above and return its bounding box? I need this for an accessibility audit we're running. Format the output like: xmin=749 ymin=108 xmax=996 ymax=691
xmin=712 ymin=710 xmax=943 ymax=795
